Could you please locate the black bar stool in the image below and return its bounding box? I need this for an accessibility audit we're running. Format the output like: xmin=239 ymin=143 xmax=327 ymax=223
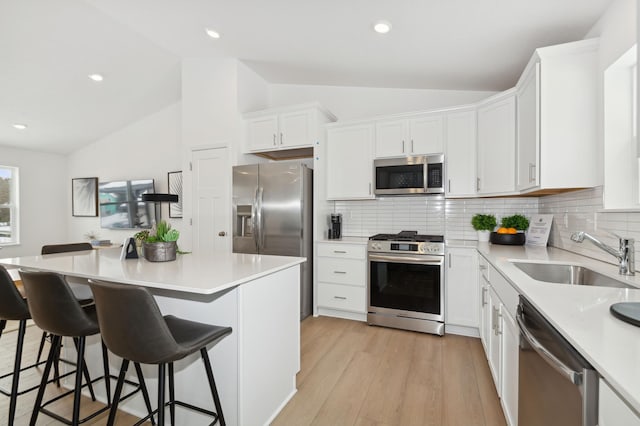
xmin=89 ymin=279 xmax=232 ymax=426
xmin=19 ymin=270 xmax=152 ymax=426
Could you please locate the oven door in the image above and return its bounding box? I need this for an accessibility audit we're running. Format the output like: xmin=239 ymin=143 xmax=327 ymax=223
xmin=368 ymin=252 xmax=444 ymax=322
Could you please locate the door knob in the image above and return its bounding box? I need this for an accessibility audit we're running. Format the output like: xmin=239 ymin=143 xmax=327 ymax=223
xmin=218 ymin=231 xmax=226 ymax=237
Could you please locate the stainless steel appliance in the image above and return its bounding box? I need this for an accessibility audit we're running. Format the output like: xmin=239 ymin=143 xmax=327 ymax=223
xmin=367 ymin=231 xmax=445 ymax=335
xmin=374 ymin=154 xmax=444 ymax=196
xmin=328 ymin=213 xmax=342 ymax=239
xmin=232 ymin=162 xmax=313 ymax=320
xmin=517 ymin=296 xmax=598 ymax=426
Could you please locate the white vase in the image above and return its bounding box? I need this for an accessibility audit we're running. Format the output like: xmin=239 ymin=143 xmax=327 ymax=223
xmin=477 ymin=230 xmax=490 ymax=242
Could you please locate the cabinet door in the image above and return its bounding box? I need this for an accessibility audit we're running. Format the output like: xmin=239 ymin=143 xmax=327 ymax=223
xmin=446 ymin=110 xmax=477 ymax=196
xmin=599 ymin=379 xmax=640 ymax=426
xmin=478 ymin=264 xmax=491 ymax=352
xmin=375 ymin=119 xmax=407 ymax=158
xmin=247 ymin=115 xmax=279 ymax=151
xmin=477 ymin=95 xmax=516 ymax=194
xmin=488 ymin=287 xmax=502 ymax=396
xmin=409 ymin=114 xmax=444 ymax=155
xmin=327 ymin=124 xmax=375 ymax=200
xmin=279 ymin=110 xmax=312 ymax=149
xmin=445 ymin=247 xmax=478 ymax=327
xmin=501 ymin=309 xmax=519 ymax=426
xmin=517 ymin=61 xmax=540 ymax=191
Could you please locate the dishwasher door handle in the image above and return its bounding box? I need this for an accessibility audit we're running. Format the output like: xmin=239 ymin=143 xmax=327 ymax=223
xmin=516 ymin=311 xmax=582 ymax=386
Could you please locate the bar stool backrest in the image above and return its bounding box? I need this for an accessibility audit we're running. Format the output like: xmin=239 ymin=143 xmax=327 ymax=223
xmin=41 ymin=243 xmax=93 ymax=255
xmin=19 ymin=270 xmax=98 ymax=337
xmin=0 ymin=265 xmax=29 ymax=321
xmin=89 ymin=280 xmax=183 ymax=364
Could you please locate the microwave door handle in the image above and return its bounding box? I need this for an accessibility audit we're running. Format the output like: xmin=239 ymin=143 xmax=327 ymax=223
xmin=516 ymin=310 xmax=582 ymax=385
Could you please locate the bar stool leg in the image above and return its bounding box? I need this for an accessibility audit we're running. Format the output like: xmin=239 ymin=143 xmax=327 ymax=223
xmin=157 ymin=363 xmax=166 ymax=426
xmin=107 ymin=359 xmax=130 ymax=426
xmin=168 ymin=362 xmax=175 ymax=426
xmin=101 ymin=341 xmax=111 ymax=404
xmin=0 ymin=319 xmax=6 ymax=339
xmin=134 ymin=362 xmax=156 ymax=426
xmin=73 ymin=337 xmax=96 ymax=401
xmin=8 ymin=319 xmax=27 ymax=426
xmin=36 ymin=332 xmax=48 ymax=363
xmin=201 ymin=348 xmax=225 ymax=426
xmin=72 ymin=337 xmax=87 ymax=425
xmin=30 ymin=335 xmax=61 ymax=426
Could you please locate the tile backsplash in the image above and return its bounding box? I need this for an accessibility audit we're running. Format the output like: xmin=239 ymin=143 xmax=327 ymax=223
xmin=332 ymin=186 xmax=640 ymax=271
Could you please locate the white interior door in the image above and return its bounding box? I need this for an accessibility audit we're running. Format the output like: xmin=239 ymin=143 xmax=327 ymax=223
xmin=192 ymin=147 xmax=230 ymax=254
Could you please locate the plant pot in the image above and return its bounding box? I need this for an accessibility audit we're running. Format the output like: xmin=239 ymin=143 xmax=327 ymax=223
xmin=143 ymin=241 xmax=177 ymax=262
xmin=477 ymin=230 xmax=491 ymax=242
xmin=490 ymin=232 xmax=526 ymax=245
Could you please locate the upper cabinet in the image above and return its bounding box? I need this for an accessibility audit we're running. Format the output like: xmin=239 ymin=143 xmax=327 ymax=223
xmin=516 ymin=39 xmax=599 ymax=193
xmin=245 ymin=103 xmax=336 ymax=159
xmin=445 ymin=108 xmax=477 ymax=197
xmin=476 ymin=91 xmax=516 ymax=195
xmin=375 ymin=113 xmax=444 ymax=158
xmin=326 ymin=123 xmax=375 ymax=200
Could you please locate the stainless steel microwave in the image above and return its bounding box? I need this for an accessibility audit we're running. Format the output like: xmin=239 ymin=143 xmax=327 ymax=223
xmin=374 ymin=154 xmax=444 ymax=195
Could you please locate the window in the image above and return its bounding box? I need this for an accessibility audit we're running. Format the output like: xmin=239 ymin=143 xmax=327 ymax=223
xmin=0 ymin=166 xmax=19 ymax=244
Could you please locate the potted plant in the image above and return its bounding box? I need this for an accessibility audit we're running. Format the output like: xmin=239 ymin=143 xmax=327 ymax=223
xmin=491 ymin=214 xmax=530 ymax=245
xmin=471 ymin=214 xmax=497 ymax=242
xmin=139 ymin=221 xmax=180 ymax=262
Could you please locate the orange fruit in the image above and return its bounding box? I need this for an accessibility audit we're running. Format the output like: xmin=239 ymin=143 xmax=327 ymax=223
xmin=497 ymin=227 xmax=509 ymax=234
xmin=508 ymin=228 xmax=517 ymax=234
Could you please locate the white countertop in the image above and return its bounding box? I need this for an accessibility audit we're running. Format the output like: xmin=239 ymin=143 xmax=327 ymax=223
xmin=476 ymin=243 xmax=640 ymax=412
xmin=0 ymin=248 xmax=305 ymax=295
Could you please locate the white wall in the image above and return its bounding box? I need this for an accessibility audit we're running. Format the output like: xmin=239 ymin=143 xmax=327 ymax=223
xmin=67 ymin=102 xmax=181 ymax=244
xmin=267 ymin=84 xmax=497 ymax=121
xmin=0 ymin=146 xmax=67 ymax=257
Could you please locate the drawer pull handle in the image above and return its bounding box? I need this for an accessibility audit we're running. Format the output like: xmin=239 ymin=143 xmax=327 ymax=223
xmin=334 ymin=296 xmax=347 ymax=300
xmin=333 ymin=271 xmax=347 ymax=274
xmin=333 ymin=250 xmax=347 ymax=254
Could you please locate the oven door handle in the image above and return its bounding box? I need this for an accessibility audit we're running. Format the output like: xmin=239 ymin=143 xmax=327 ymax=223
xmin=516 ymin=309 xmax=582 ymax=385
xmin=368 ymin=253 xmax=443 ymax=264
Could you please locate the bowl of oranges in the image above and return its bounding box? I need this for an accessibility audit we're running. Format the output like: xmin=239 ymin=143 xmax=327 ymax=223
xmin=490 ymin=214 xmax=529 ymax=245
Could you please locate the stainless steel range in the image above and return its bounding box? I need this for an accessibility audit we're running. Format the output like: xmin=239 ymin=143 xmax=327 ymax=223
xmin=367 ymin=231 xmax=445 ymax=335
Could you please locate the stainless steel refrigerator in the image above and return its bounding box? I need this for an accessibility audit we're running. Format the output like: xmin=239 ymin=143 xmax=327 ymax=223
xmin=232 ymin=162 xmax=313 ymax=319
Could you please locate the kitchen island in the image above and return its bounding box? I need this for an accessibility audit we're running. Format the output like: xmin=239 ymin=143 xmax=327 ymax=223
xmin=0 ymin=247 xmax=305 ymax=426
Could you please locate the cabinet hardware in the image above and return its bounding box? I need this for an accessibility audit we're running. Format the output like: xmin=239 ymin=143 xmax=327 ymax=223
xmin=479 ymin=264 xmax=487 ymax=270
xmin=333 ymin=271 xmax=347 ymax=274
xmin=280 ymin=132 xmax=283 ymax=145
xmin=333 ymin=250 xmax=347 ymax=254
xmin=334 ymin=296 xmax=347 ymax=300
xmin=497 ymin=311 xmax=503 ymax=335
xmin=273 ymin=134 xmax=276 ymax=146
xmin=481 ymin=287 xmax=487 ymax=306
xmin=448 ymin=179 xmax=451 ymax=193
xmin=477 ymin=177 xmax=481 ymax=191
xmin=369 ymin=183 xmax=372 ymax=195
xmin=529 ymin=163 xmax=536 ymax=183
xmin=402 ymin=140 xmax=405 ymax=153
xmin=448 ymin=253 xmax=452 ymax=268
xmin=218 ymin=231 xmax=226 ymax=237
xmin=411 ymin=139 xmax=414 ymax=153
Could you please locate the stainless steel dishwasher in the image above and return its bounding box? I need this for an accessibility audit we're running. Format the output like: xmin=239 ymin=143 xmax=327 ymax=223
xmin=517 ymin=296 xmax=598 ymax=426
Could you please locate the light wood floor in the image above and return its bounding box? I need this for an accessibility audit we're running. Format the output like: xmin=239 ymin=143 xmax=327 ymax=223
xmin=2 ymin=317 xmax=505 ymax=425
xmin=273 ymin=316 xmax=506 ymax=426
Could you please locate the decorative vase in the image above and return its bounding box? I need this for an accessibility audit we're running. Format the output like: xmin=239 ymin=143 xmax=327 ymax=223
xmin=143 ymin=241 xmax=177 ymax=262
xmin=490 ymin=232 xmax=526 ymax=245
xmin=477 ymin=230 xmax=490 ymax=242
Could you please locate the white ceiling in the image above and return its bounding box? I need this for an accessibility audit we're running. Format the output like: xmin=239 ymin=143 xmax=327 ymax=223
xmin=1 ymin=0 xmax=614 ymax=154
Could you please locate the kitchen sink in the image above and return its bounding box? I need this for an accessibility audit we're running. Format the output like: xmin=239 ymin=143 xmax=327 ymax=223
xmin=512 ymin=262 xmax=634 ymax=289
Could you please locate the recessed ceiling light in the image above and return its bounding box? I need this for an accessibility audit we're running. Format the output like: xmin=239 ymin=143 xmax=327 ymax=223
xmin=373 ymin=20 xmax=392 ymax=34
xmin=88 ymin=74 xmax=104 ymax=82
xmin=205 ymin=28 xmax=221 ymax=39
xmin=12 ymin=123 xmax=27 ymax=130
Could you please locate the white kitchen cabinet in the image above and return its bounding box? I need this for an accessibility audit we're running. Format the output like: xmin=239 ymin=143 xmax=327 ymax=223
xmin=478 ymin=255 xmax=491 ymax=353
xmin=374 ymin=113 xmax=444 ymax=158
xmin=476 ymin=91 xmax=516 ymax=195
xmin=488 ymin=286 xmax=502 ymax=395
xmin=326 ymin=123 xmax=375 ymax=200
xmin=245 ymin=103 xmax=336 ymax=155
xmin=516 ymin=39 xmax=599 ymax=193
xmin=599 ymin=378 xmax=640 ymax=426
xmin=445 ymin=247 xmax=478 ymax=330
xmin=500 ymin=304 xmax=519 ymax=426
xmin=445 ymin=108 xmax=477 ymax=197
xmin=316 ymin=242 xmax=367 ymax=320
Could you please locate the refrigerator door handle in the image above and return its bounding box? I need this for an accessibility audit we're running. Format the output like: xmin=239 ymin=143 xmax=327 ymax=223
xmin=257 ymin=187 xmax=265 ymax=250
xmin=252 ymin=187 xmax=259 ymax=250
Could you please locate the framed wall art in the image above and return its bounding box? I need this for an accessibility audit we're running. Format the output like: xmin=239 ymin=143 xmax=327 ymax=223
xmin=72 ymin=177 xmax=98 ymax=217
xmin=168 ymin=171 xmax=183 ymax=218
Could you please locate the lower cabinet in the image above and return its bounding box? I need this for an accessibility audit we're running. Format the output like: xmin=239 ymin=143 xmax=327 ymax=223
xmin=445 ymin=247 xmax=478 ymax=332
xmin=599 ymin=379 xmax=640 ymax=425
xmin=316 ymin=242 xmax=367 ymax=320
xmin=478 ymin=254 xmax=519 ymax=426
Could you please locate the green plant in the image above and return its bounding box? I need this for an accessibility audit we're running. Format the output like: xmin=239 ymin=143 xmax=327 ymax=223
xmin=140 ymin=221 xmax=180 ymax=243
xmin=500 ymin=214 xmax=530 ymax=231
xmin=471 ymin=214 xmax=497 ymax=231
xmin=133 ymin=230 xmax=149 ymax=242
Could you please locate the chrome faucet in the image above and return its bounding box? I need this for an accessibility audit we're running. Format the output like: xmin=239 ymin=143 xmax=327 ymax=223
xmin=570 ymin=232 xmax=635 ymax=276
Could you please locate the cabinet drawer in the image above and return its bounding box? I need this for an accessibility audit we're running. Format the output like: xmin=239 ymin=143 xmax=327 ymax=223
xmin=489 ymin=265 xmax=519 ymax=318
xmin=318 ymin=283 xmax=366 ymax=313
xmin=478 ymin=254 xmax=490 ymax=281
xmin=317 ymin=258 xmax=365 ymax=286
xmin=317 ymin=243 xmax=366 ymax=259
